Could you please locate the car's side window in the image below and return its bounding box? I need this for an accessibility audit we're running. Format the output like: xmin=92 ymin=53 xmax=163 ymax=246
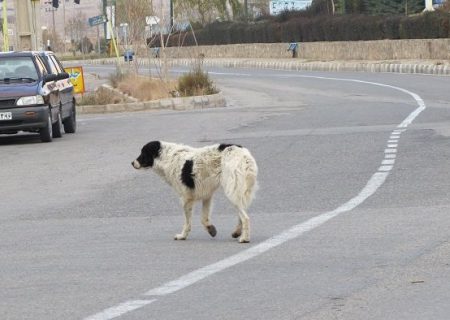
xmin=35 ymin=56 xmax=48 ymax=77
xmin=51 ymin=55 xmax=65 ymax=72
xmin=49 ymin=56 xmax=64 ymax=74
xmin=45 ymin=56 xmax=60 ymax=75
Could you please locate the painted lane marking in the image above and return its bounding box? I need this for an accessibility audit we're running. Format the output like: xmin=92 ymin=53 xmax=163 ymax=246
xmin=145 ymin=173 xmax=391 ymax=297
xmin=382 ymin=159 xmax=396 ymax=165
xmin=388 ymin=139 xmax=399 ymax=143
xmin=82 ymin=74 xmax=426 ymax=320
xmin=388 ymin=144 xmax=398 ymax=148
xmin=378 ymin=165 xmax=394 ymax=172
xmin=84 ymin=300 xmax=156 ymax=320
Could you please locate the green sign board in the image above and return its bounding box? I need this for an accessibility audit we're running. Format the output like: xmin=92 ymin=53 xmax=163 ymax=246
xmin=88 ymin=15 xmax=107 ymax=27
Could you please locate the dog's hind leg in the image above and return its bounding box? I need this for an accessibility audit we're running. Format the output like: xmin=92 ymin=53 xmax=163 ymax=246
xmin=236 ymin=207 xmax=250 ymax=243
xmin=231 ymin=218 xmax=242 ymax=239
xmin=175 ymin=199 xmax=194 ymax=240
xmin=201 ymin=197 xmax=217 ymax=237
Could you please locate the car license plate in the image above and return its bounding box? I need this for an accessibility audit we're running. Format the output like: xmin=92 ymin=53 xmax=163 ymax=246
xmin=0 ymin=112 xmax=12 ymax=120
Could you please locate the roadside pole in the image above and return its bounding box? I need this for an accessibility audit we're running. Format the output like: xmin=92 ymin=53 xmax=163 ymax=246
xmin=108 ymin=19 xmax=120 ymax=64
xmin=2 ymin=0 xmax=8 ymax=51
xmin=424 ymin=0 xmax=434 ymax=11
xmin=96 ymin=24 xmax=100 ymax=54
xmin=51 ymin=4 xmax=56 ymax=48
xmin=62 ymin=0 xmax=66 ymax=52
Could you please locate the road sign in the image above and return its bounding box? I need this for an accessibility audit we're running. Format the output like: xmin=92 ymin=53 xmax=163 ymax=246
xmin=88 ymin=15 xmax=107 ymax=27
xmin=145 ymin=16 xmax=160 ymax=26
xmin=65 ymin=66 xmax=85 ymax=94
xmin=269 ymin=1 xmax=312 ymax=15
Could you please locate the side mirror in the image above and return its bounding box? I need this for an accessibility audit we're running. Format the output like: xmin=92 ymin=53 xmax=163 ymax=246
xmin=43 ymin=74 xmax=57 ymax=83
xmin=57 ymin=72 xmax=70 ymax=80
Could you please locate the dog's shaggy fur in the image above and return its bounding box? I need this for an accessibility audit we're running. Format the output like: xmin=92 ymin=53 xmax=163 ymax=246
xmin=132 ymin=141 xmax=258 ymax=243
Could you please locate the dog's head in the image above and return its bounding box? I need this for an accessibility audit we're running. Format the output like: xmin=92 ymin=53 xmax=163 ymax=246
xmin=132 ymin=141 xmax=162 ymax=169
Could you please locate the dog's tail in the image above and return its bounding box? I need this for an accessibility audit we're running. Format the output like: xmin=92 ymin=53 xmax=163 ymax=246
xmin=220 ymin=146 xmax=258 ymax=209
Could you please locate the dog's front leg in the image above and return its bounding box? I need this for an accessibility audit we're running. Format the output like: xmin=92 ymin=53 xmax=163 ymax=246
xmin=201 ymin=197 xmax=217 ymax=237
xmin=175 ymin=199 xmax=194 ymax=240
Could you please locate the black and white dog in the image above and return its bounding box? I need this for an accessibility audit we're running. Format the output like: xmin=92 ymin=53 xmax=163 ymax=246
xmin=132 ymin=141 xmax=258 ymax=243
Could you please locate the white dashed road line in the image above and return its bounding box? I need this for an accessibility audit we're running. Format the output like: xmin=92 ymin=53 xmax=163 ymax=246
xmin=82 ymin=74 xmax=426 ymax=320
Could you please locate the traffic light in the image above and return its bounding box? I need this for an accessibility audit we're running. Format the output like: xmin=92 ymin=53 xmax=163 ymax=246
xmin=74 ymin=0 xmax=80 ymax=3
xmin=52 ymin=0 xmax=59 ymax=8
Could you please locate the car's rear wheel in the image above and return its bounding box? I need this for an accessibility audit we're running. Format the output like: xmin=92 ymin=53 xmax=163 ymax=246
xmin=52 ymin=110 xmax=63 ymax=138
xmin=39 ymin=112 xmax=53 ymax=143
xmin=63 ymin=100 xmax=77 ymax=134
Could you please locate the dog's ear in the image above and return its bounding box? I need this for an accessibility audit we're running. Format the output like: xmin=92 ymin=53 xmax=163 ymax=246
xmin=138 ymin=141 xmax=161 ymax=167
xmin=218 ymin=143 xmax=242 ymax=151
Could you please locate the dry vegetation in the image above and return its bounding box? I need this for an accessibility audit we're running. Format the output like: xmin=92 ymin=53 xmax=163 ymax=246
xmin=177 ymin=67 xmax=218 ymax=97
xmin=79 ymin=73 xmax=178 ymax=106
xmin=78 ymin=88 xmax=120 ymax=106
xmin=117 ymin=75 xmax=178 ymax=101
xmin=79 ymin=65 xmax=218 ymax=106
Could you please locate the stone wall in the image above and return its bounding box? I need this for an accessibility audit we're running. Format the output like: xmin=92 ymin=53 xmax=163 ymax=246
xmin=162 ymin=39 xmax=450 ymax=60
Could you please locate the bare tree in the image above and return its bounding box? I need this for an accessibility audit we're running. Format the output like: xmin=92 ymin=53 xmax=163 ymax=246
xmin=250 ymin=0 xmax=270 ymax=16
xmin=116 ymin=0 xmax=153 ymax=45
xmin=174 ymin=0 xmax=243 ymax=25
xmin=66 ymin=12 xmax=88 ymax=53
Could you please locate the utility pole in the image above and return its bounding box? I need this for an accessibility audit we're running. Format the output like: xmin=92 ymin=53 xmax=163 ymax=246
xmin=2 ymin=0 xmax=8 ymax=51
xmin=244 ymin=0 xmax=248 ymax=21
xmin=52 ymin=6 xmax=56 ymax=48
xmin=170 ymin=0 xmax=173 ymax=30
xmin=62 ymin=0 xmax=66 ymax=52
xmin=102 ymin=0 xmax=107 ymax=41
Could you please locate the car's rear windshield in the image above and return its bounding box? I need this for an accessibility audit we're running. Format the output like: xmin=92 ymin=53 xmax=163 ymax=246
xmin=0 ymin=57 xmax=38 ymax=80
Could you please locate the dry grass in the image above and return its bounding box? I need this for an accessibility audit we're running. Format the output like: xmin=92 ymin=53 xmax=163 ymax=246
xmin=81 ymin=65 xmax=218 ymax=106
xmin=78 ymin=89 xmax=121 ymax=106
xmin=117 ymin=74 xmax=178 ymax=101
xmin=177 ymin=68 xmax=218 ymax=97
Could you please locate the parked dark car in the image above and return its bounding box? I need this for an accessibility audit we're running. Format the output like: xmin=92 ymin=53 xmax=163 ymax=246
xmin=37 ymin=51 xmax=76 ymax=134
xmin=0 ymin=51 xmax=76 ymax=142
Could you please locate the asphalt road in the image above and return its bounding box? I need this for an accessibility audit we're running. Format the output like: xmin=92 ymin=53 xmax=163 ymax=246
xmin=1 ymin=65 xmax=450 ymax=320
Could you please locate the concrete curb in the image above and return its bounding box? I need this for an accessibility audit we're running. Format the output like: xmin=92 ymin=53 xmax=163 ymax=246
xmin=190 ymin=59 xmax=450 ymax=75
xmin=76 ymin=92 xmax=226 ymax=114
xmin=65 ymin=57 xmax=450 ymax=76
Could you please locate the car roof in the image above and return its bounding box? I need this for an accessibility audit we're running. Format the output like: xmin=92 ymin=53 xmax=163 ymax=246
xmin=0 ymin=51 xmax=39 ymax=58
xmin=36 ymin=51 xmax=55 ymax=56
xmin=0 ymin=51 xmax=57 ymax=58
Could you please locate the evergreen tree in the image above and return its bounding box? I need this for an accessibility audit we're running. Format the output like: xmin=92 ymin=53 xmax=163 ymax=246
xmin=363 ymin=0 xmax=424 ymax=15
xmin=308 ymin=0 xmax=424 ymax=15
xmin=344 ymin=0 xmax=366 ymax=13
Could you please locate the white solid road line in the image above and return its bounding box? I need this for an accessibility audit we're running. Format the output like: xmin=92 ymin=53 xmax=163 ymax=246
xmin=82 ymin=74 xmax=426 ymax=320
xmin=143 ymin=172 xmax=390 ymax=297
xmin=84 ymin=300 xmax=156 ymax=320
